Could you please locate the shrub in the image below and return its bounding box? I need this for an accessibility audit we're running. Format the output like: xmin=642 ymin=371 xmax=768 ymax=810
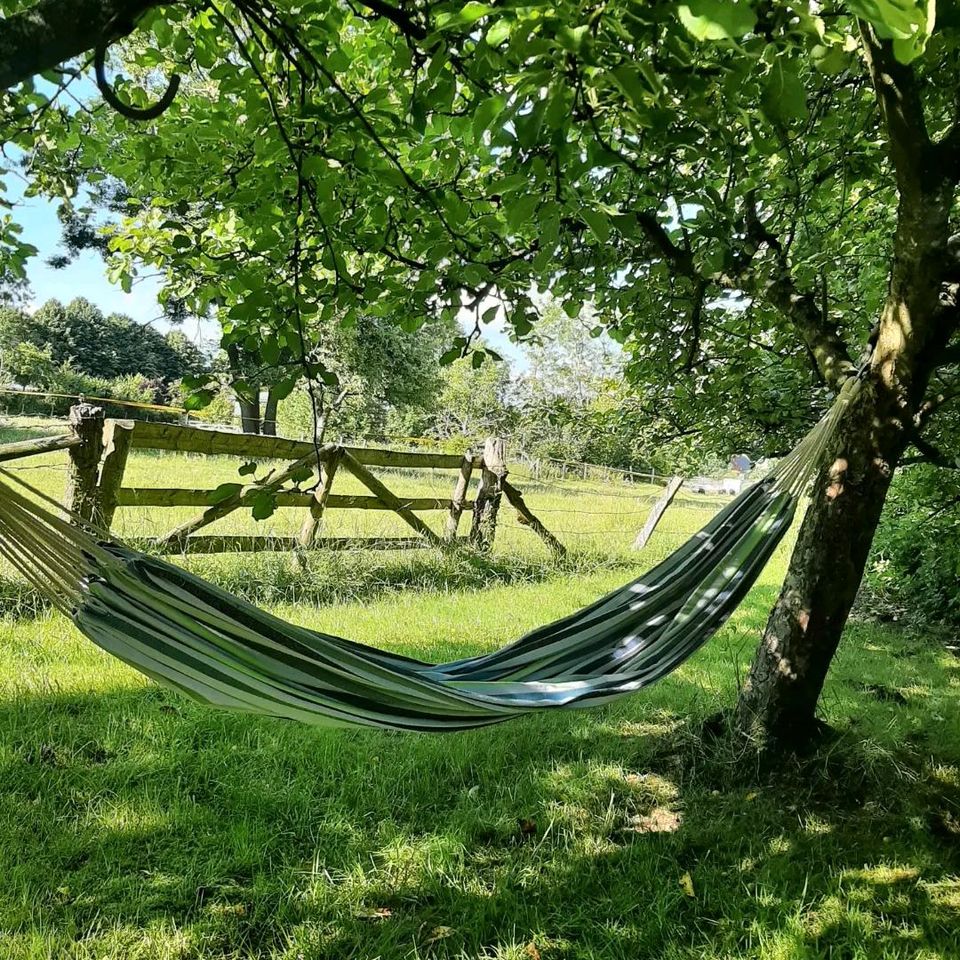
xmin=865 ymin=465 xmax=960 ymax=626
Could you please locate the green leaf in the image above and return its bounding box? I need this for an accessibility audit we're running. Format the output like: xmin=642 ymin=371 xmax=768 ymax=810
xmin=184 ymin=388 xmax=214 ymax=411
xmin=238 ymin=461 xmax=258 ymax=476
xmin=556 ymin=25 xmax=590 ymax=53
xmin=581 ymin=208 xmax=611 ymax=243
xmin=251 ymin=491 xmax=277 ymax=521
xmin=678 ymin=0 xmax=756 ymax=40
xmin=261 ymin=336 xmax=280 ymax=366
xmin=440 ymin=346 xmax=463 ymax=365
xmin=209 ymin=482 xmax=242 ymax=504
xmin=506 ymin=193 xmax=539 ymax=231
xmin=436 ymin=2 xmax=492 ymax=30
xmin=290 ymin=465 xmax=313 ymax=484
xmin=486 ymin=19 xmax=512 ymax=47
xmin=761 ymin=60 xmax=808 ymax=123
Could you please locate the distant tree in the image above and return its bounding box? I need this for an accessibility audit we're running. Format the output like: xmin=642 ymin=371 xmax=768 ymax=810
xmin=431 ymin=355 xmax=514 ymax=444
xmin=0 ymin=341 xmax=55 ymax=388
xmin=0 ymin=298 xmax=207 ymax=388
xmin=275 ymin=314 xmax=453 ymax=440
xmin=519 ymin=298 xmax=622 ymax=408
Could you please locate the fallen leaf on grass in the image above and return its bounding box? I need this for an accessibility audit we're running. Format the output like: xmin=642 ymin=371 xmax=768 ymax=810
xmin=353 ymin=906 xmax=392 ymax=921
xmin=424 ymin=926 xmax=455 ymax=945
xmin=679 ymin=872 xmax=695 ymax=898
xmin=525 ymin=943 xmax=541 ymax=960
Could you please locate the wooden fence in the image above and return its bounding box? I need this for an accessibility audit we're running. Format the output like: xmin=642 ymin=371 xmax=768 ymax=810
xmin=0 ymin=404 xmax=564 ymax=556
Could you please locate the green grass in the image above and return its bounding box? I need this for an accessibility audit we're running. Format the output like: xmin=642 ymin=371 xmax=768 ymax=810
xmin=0 ymin=416 xmax=958 ymax=959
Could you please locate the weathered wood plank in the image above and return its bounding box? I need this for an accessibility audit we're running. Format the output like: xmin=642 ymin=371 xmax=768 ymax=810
xmin=65 ymin=404 xmax=105 ymax=524
xmin=0 ymin=433 xmax=80 ymax=463
xmin=138 ymin=535 xmax=458 ymax=555
xmin=339 ymin=451 xmax=444 ymax=546
xmin=124 ymin=419 xmax=482 ymax=469
xmin=501 ymin=479 xmax=566 ymax=557
xmin=470 ymin=437 xmax=506 ymax=550
xmin=96 ymin=420 xmax=135 ymax=531
xmin=116 ymin=488 xmax=467 ymax=511
xmin=445 ymin=452 xmax=474 ymax=541
xmin=125 ymin=420 xmax=321 ymax=460
xmin=298 ymin=450 xmax=341 ymax=548
xmin=352 ymin=448 xmax=484 ymax=469
xmin=632 ymin=475 xmax=684 ymax=550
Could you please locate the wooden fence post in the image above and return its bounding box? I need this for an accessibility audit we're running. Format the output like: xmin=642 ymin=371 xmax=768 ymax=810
xmin=96 ymin=420 xmax=135 ymax=531
xmin=632 ymin=475 xmax=684 ymax=551
xmin=445 ymin=450 xmax=474 ymax=541
xmin=64 ymin=404 xmax=105 ymax=523
xmin=299 ymin=448 xmax=342 ymax=547
xmin=470 ymin=437 xmax=506 ymax=550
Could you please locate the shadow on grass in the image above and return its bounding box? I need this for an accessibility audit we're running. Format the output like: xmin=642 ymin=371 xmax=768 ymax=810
xmin=0 ymin=575 xmax=53 ymax=621
xmin=1 ymin=671 xmax=958 ymax=959
xmin=167 ymin=546 xmax=639 ymax=609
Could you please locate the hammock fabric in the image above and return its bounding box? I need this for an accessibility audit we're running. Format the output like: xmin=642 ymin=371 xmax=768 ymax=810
xmin=0 ymin=392 xmax=851 ymax=732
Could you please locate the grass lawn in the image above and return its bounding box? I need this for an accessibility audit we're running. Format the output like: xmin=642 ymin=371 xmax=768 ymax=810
xmin=0 ymin=416 xmax=958 ymax=959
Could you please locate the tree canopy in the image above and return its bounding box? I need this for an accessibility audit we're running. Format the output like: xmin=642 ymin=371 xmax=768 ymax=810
xmin=5 ymin=0 xmax=953 ymax=454
xmin=0 ymin=296 xmax=207 ymax=383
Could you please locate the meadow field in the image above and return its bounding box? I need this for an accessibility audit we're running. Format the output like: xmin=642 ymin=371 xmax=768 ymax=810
xmin=0 ymin=416 xmax=958 ymax=960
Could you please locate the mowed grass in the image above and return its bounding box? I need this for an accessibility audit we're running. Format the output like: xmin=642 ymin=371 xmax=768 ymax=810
xmin=0 ymin=416 xmax=958 ymax=960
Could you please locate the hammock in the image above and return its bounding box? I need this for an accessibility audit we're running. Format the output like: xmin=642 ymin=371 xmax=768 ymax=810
xmin=0 ymin=392 xmax=850 ymax=732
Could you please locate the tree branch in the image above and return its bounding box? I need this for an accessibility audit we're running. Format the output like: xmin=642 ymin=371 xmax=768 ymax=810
xmin=0 ymin=0 xmax=161 ymax=90
xmin=634 ymin=200 xmax=855 ymax=389
xmin=902 ymin=432 xmax=958 ymax=468
xmin=859 ymin=21 xmax=936 ymax=198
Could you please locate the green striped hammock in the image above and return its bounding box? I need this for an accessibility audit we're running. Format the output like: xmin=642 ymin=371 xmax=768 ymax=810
xmin=0 ymin=394 xmax=850 ymax=732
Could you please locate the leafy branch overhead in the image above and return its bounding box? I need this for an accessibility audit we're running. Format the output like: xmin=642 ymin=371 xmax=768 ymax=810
xmin=0 ymin=0 xmax=957 ymax=453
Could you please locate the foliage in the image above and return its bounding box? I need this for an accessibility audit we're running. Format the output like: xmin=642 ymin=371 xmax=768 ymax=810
xmin=174 ymin=382 xmax=237 ymax=426
xmin=0 ymin=340 xmax=55 ymax=388
xmin=5 ymin=0 xmax=941 ymax=452
xmin=519 ymin=297 xmax=622 ymax=408
xmin=867 ymin=465 xmax=960 ymax=626
xmin=0 ymin=297 xmax=208 ymax=386
xmin=428 ymin=354 xmax=514 ymax=444
xmin=0 ymin=364 xmax=173 ymax=419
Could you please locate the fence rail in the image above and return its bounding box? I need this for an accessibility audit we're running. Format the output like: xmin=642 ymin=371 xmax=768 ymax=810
xmin=0 ymin=407 xmax=706 ymax=557
xmin=38 ymin=405 xmax=564 ymax=557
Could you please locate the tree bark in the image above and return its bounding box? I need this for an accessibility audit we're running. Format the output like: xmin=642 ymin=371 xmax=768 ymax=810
xmin=734 ymin=377 xmax=909 ymax=747
xmin=261 ymin=387 xmax=280 ymax=436
xmin=0 ymin=0 xmax=159 ymax=91
xmin=237 ymin=391 xmax=261 ymax=435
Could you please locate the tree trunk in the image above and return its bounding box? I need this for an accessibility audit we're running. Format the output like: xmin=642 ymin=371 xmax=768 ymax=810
xmin=262 ymin=388 xmax=280 ymax=436
xmin=237 ymin=391 xmax=261 ymax=435
xmin=734 ymin=155 xmax=956 ymax=748
xmin=734 ymin=377 xmax=909 ymax=747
